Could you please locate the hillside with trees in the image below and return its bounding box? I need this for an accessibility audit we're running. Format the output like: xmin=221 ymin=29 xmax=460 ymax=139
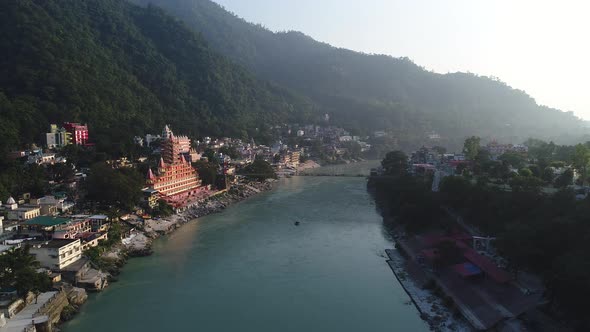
xmin=133 ymin=0 xmax=590 ymax=149
xmin=0 ymin=0 xmax=317 ymax=156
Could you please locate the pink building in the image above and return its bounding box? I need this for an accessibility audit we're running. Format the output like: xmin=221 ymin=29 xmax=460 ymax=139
xmin=147 ymin=126 xmax=204 ymax=209
xmin=64 ymin=122 xmax=89 ymax=145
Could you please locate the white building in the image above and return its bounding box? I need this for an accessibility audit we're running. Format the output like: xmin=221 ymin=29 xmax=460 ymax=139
xmin=30 ymin=239 xmax=82 ymax=270
xmin=3 ymin=197 xmax=17 ymax=211
xmin=7 ymin=207 xmax=41 ymax=221
xmin=145 ymin=134 xmax=160 ymax=147
xmin=36 ymin=195 xmax=75 ymax=214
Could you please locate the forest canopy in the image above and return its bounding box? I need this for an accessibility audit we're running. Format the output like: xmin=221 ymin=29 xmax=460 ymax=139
xmin=0 ymin=0 xmax=317 ymax=156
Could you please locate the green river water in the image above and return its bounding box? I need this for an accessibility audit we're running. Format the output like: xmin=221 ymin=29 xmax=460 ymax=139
xmin=63 ymin=162 xmax=428 ymax=332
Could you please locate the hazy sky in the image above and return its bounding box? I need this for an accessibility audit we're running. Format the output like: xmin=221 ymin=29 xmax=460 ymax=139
xmin=213 ymin=0 xmax=590 ymax=119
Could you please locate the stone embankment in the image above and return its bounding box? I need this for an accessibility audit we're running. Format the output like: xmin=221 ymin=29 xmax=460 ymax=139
xmin=0 ymin=287 xmax=88 ymax=332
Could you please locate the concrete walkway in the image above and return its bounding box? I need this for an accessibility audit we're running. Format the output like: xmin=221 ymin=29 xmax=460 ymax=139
xmin=0 ymin=292 xmax=57 ymax=332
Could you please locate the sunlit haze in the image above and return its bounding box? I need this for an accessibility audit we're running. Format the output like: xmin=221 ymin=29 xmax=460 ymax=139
xmin=214 ymin=0 xmax=590 ymax=119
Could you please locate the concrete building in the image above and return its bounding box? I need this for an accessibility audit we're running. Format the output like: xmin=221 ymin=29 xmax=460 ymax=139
xmin=29 ymin=239 xmax=82 ymax=270
xmin=89 ymin=215 xmax=110 ymax=232
xmin=76 ymin=232 xmax=108 ymax=251
xmin=46 ymin=124 xmax=70 ymax=148
xmin=142 ymin=188 xmax=160 ymax=209
xmin=7 ymin=206 xmax=40 ymax=221
xmin=52 ymin=219 xmax=91 ymax=240
xmin=64 ymin=122 xmax=89 ymax=146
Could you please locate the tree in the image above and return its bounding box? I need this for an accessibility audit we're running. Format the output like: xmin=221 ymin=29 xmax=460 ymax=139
xmin=218 ymin=146 xmax=240 ymax=159
xmin=342 ymin=141 xmax=362 ymax=159
xmin=499 ymin=151 xmax=525 ymax=169
xmin=518 ymin=168 xmax=533 ymax=177
xmin=432 ymin=146 xmax=447 ymax=155
xmin=0 ymin=182 xmax=9 ymax=202
xmin=156 ymin=200 xmax=174 ymax=217
xmin=497 ymin=223 xmax=541 ymax=279
xmin=440 ymin=176 xmax=473 ymax=208
xmin=528 ymin=164 xmax=541 ymax=178
xmin=542 ymin=167 xmax=555 ymax=183
xmin=463 ymin=136 xmax=481 ymax=160
xmin=203 ymin=148 xmax=219 ymax=164
xmin=86 ymin=163 xmax=143 ymax=210
xmin=572 ymin=144 xmax=590 ymax=186
xmin=473 ymin=149 xmax=491 ymax=175
xmin=489 ymin=161 xmax=511 ymax=182
xmin=509 ymin=175 xmax=543 ymax=193
xmin=46 ymin=163 xmax=75 ymax=183
xmin=555 ymin=169 xmax=574 ymax=188
xmin=193 ymin=160 xmax=218 ymax=186
xmin=525 ymin=139 xmax=556 ymax=162
xmin=241 ymin=158 xmax=276 ymax=181
xmin=381 ymin=151 xmax=408 ymax=176
xmin=0 ymin=246 xmax=51 ymax=295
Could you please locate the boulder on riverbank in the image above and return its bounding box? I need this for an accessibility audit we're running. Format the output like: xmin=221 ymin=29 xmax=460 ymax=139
xmin=122 ymin=232 xmax=153 ymax=257
xmin=66 ymin=287 xmax=88 ymax=306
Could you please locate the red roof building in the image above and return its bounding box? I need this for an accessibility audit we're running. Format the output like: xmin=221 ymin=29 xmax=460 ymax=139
xmin=464 ymin=249 xmax=511 ymax=283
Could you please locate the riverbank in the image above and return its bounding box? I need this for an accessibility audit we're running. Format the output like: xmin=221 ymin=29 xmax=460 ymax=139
xmin=385 ymin=248 xmax=471 ymax=332
xmin=49 ymin=181 xmax=275 ymax=329
xmin=122 ymin=180 xmax=276 ymax=257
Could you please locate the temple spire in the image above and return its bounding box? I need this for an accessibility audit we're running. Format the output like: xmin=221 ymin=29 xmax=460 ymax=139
xmin=147 ymin=168 xmax=155 ymax=180
xmin=162 ymin=124 xmax=173 ymax=139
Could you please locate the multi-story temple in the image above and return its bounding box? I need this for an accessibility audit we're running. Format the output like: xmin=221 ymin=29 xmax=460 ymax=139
xmin=146 ymin=126 xmax=204 ymax=209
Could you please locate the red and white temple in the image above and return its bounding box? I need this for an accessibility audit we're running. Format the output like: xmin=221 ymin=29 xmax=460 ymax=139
xmin=146 ymin=126 xmax=207 ymax=209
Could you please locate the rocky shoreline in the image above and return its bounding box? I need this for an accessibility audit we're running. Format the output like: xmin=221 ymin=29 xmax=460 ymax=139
xmin=54 ymin=181 xmax=275 ymax=329
xmin=122 ymin=180 xmax=275 ymax=257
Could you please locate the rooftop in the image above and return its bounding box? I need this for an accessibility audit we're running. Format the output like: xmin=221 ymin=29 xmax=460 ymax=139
xmin=31 ymin=239 xmax=78 ymax=249
xmin=23 ymin=216 xmax=70 ymax=227
xmin=89 ymin=215 xmax=108 ymax=220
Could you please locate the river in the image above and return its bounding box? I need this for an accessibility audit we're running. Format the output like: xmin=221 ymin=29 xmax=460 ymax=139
xmin=63 ymin=162 xmax=428 ymax=332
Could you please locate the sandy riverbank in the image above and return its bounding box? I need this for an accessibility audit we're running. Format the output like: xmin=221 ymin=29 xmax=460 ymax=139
xmin=297 ymin=160 xmax=322 ymax=172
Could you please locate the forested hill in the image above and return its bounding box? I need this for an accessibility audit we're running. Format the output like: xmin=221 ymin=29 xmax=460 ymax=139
xmin=133 ymin=0 xmax=590 ymax=148
xmin=0 ymin=0 xmax=316 ymax=155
